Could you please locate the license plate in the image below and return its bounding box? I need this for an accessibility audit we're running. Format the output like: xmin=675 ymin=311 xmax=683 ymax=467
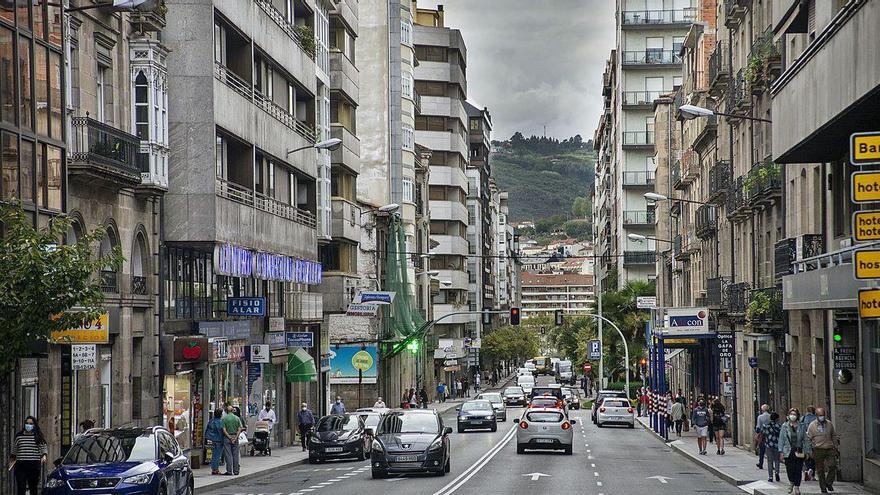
xmin=535 ymin=438 xmax=554 ymax=444
xmin=395 ymin=455 xmax=418 ymax=462
xmin=325 ymin=447 xmax=343 ymax=453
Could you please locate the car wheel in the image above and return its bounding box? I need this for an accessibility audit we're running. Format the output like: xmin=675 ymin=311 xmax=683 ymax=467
xmin=564 ymin=445 xmax=573 ymax=455
xmin=517 ymin=444 xmax=525 ymax=454
xmin=597 ymin=422 xmax=603 ymax=428
xmin=186 ymin=478 xmax=194 ymax=495
xmin=357 ymin=448 xmax=366 ymax=461
xmin=629 ymin=423 xmax=635 ymax=429
xmin=309 ymin=455 xmax=321 ymax=464
xmin=158 ymin=482 xmax=168 ymax=495
xmin=490 ymin=421 xmax=497 ymax=432
xmin=372 ymin=468 xmax=388 ymax=479
xmin=457 ymin=426 xmax=464 ymax=433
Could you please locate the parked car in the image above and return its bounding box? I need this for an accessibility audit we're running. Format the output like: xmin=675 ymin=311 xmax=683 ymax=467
xmin=474 ymin=392 xmax=508 ymax=421
xmin=591 ymin=390 xmax=629 ymax=424
xmin=44 ymin=426 xmax=193 ymax=495
xmin=595 ymin=398 xmax=635 ymax=428
xmin=457 ymin=400 xmax=498 ymax=432
xmin=502 ymin=386 xmax=527 ymax=406
xmin=370 ymin=410 xmax=452 ymax=478
xmin=515 ymin=408 xmax=575 ymax=455
xmin=308 ymin=414 xmax=373 ymax=463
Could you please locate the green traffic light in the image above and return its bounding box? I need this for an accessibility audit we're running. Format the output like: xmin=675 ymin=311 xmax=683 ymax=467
xmin=833 ymin=333 xmax=842 ymax=342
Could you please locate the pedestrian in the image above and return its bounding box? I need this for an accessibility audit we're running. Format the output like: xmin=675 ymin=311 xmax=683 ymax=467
xmin=257 ymin=401 xmax=277 ymax=433
xmin=806 ymin=407 xmax=839 ymax=493
xmin=419 ymin=387 xmax=429 ymax=409
xmin=755 ymin=404 xmax=771 ymax=469
xmin=691 ymin=399 xmax=711 ymax=455
xmin=437 ymin=382 xmax=446 ymax=403
xmin=373 ymin=396 xmax=387 ymax=408
xmin=639 ymin=389 xmax=649 ymax=417
xmin=296 ymin=402 xmax=315 ymax=452
xmin=408 ymin=388 xmax=418 ymax=409
xmin=221 ymin=404 xmax=243 ymax=476
xmin=670 ymin=398 xmax=686 ymax=437
xmin=78 ymin=419 xmax=95 ymax=434
xmin=330 ymin=396 xmax=346 ymax=415
xmin=711 ymin=398 xmax=727 ymax=455
xmin=475 ymin=374 xmax=481 ymax=392
xmin=8 ymin=416 xmax=47 ymax=495
xmin=666 ymin=393 xmax=675 ymax=431
xmin=779 ymin=408 xmax=811 ymax=495
xmin=205 ymin=409 xmax=225 ymax=475
xmin=801 ymin=405 xmax=817 ymax=481
xmin=761 ymin=412 xmax=782 ymax=483
xmin=453 ymin=378 xmax=460 ymax=399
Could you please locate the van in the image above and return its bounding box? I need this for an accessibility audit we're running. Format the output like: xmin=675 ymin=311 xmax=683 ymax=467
xmin=554 ymin=360 xmax=573 ymax=384
xmin=517 ymin=374 xmax=535 ymax=394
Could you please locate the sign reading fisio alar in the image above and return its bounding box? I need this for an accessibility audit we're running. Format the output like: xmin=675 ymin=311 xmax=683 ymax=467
xmin=661 ymin=307 xmax=711 ymax=337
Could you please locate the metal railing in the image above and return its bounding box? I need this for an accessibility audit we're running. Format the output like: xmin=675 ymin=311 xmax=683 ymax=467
xmin=214 ymin=63 xmax=252 ymax=99
xmin=100 ymin=270 xmax=118 ymax=293
xmin=707 ymin=277 xmax=730 ymax=309
xmin=708 ymin=40 xmax=729 ymax=86
xmin=708 ymin=160 xmax=731 ymax=202
xmin=70 ymin=116 xmax=141 ymax=178
xmin=726 ymin=176 xmax=749 ymax=218
xmin=725 ymin=282 xmax=750 ymax=316
xmin=622 ymin=90 xmax=663 ymax=106
xmin=216 ymin=177 xmax=317 ymax=228
xmin=623 ymin=210 xmax=655 ymax=225
xmin=623 ymin=251 xmax=657 ymax=265
xmin=745 ymin=159 xmax=781 ymax=201
xmin=622 ymin=131 xmax=654 ymax=146
xmin=254 ymin=0 xmax=315 ymax=59
xmin=749 ymin=286 xmax=783 ymax=325
xmin=621 ymin=9 xmax=693 ymax=25
xmin=132 ymin=275 xmax=147 ymax=295
xmin=622 ymin=50 xmax=682 ymax=65
xmin=731 ymin=68 xmax=750 ymax=109
xmin=695 ymin=204 xmax=717 ymax=238
xmin=622 ymin=171 xmax=656 ymax=186
xmin=792 ymin=241 xmax=876 ymax=275
xmin=672 ymin=160 xmax=681 ymax=187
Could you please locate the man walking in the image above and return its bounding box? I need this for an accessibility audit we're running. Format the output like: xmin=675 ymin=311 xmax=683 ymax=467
xmin=755 ymin=404 xmax=771 ymax=469
xmin=296 ymin=402 xmax=315 ymax=451
xmin=806 ymin=407 xmax=839 ymax=493
xmin=221 ymin=404 xmax=242 ymax=475
xmin=437 ymin=382 xmax=446 ymax=403
xmin=330 ymin=396 xmax=346 ymax=415
xmin=801 ymin=406 xmax=817 ymax=481
xmin=670 ymin=397 xmax=686 ymax=437
xmin=692 ymin=400 xmax=711 ymax=455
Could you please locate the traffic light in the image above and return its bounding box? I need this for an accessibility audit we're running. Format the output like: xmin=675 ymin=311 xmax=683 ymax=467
xmin=554 ymin=309 xmax=564 ymax=326
xmin=640 ymin=358 xmax=648 ymax=367
xmin=833 ymin=328 xmax=843 ymax=343
xmin=510 ymin=307 xmax=521 ymax=326
xmin=406 ymin=340 xmax=420 ymax=354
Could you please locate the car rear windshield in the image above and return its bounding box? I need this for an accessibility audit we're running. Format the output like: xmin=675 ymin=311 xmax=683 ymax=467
xmin=378 ymin=413 xmax=439 ymax=434
xmin=603 ymin=400 xmax=629 ymax=408
xmin=526 ymin=412 xmax=565 ymax=423
xmin=477 ymin=393 xmax=502 ymax=402
xmin=532 ymin=398 xmax=558 ymax=406
xmin=461 ymin=401 xmax=493 ymax=412
xmin=63 ymin=432 xmax=156 ymax=465
xmin=531 ymin=387 xmax=562 ymax=398
xmin=504 ymin=387 xmax=523 ymax=395
xmin=316 ymin=415 xmax=360 ymax=432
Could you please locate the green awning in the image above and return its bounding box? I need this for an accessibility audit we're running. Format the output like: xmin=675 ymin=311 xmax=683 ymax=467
xmin=285 ymin=348 xmax=317 ymax=383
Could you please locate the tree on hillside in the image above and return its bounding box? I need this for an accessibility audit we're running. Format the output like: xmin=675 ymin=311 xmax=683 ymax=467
xmin=571 ymin=196 xmax=591 ymax=218
xmin=563 ymin=220 xmax=592 ymax=240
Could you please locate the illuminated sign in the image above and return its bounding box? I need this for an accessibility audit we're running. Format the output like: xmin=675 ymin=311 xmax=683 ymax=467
xmin=214 ymin=243 xmax=322 ymax=285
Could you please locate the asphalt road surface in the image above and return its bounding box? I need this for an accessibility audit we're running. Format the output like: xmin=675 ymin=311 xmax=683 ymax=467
xmin=201 ymin=376 xmax=741 ymax=495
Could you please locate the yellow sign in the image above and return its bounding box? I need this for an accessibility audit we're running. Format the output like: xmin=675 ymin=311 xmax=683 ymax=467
xmin=351 ymin=350 xmax=374 ymax=372
xmin=852 ymin=211 xmax=880 ymax=241
xmin=50 ymin=313 xmax=110 ymax=344
xmin=851 ymin=132 xmax=880 ymax=165
xmin=835 ymin=389 xmax=857 ymax=405
xmin=854 ymin=250 xmax=880 ymax=280
xmin=858 ymin=288 xmax=880 ymax=319
xmin=850 ymin=172 xmax=880 ymax=203
xmin=662 ymin=338 xmax=700 ymax=346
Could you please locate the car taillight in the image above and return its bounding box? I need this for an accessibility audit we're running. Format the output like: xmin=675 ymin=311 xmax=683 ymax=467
xmin=599 ymin=407 xmax=606 ymax=413
xmin=561 ymin=422 xmax=571 ymax=430
xmin=519 ymin=421 xmax=529 ymax=429
xmin=627 ymin=408 xmax=634 ymax=413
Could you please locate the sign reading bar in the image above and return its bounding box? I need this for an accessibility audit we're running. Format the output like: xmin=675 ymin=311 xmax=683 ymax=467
xmin=850 ymin=171 xmax=880 ymax=203
xmin=858 ymin=288 xmax=880 ymax=319
xmin=832 ymin=346 xmax=857 ymax=370
xmin=51 ymin=313 xmax=110 ymax=344
xmin=852 ymin=211 xmax=880 ymax=241
xmin=851 ymin=131 xmax=880 ymax=165
xmin=854 ymin=249 xmax=880 ymax=280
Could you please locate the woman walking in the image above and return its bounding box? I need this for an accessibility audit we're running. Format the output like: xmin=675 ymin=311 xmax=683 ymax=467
xmin=8 ymin=416 xmax=47 ymax=495
xmin=711 ymin=398 xmax=727 ymax=455
xmin=205 ymin=409 xmax=225 ymax=475
xmin=670 ymin=397 xmax=687 ymax=437
xmin=761 ymin=412 xmax=782 ymax=483
xmin=779 ymin=408 xmax=812 ymax=495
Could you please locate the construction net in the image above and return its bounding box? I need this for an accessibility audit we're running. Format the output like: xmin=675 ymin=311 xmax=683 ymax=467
xmin=382 ymin=215 xmax=426 ymax=345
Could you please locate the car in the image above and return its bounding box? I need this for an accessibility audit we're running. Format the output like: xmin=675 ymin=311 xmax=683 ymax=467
xmin=502 ymin=386 xmax=527 ymax=406
xmin=475 ymin=392 xmax=507 ymax=421
xmin=515 ymin=408 xmax=575 ymax=455
xmin=591 ymin=390 xmax=629 ymax=424
xmin=553 ymin=360 xmax=574 ymax=384
xmin=523 ymin=362 xmax=537 ymax=376
xmin=308 ymin=414 xmax=373 ymax=463
xmin=516 ymin=367 xmax=532 ymax=376
xmin=356 ymin=411 xmax=386 ymax=433
xmin=356 ymin=407 xmax=391 ymax=414
xmin=370 ymin=409 xmax=452 ymax=478
xmin=456 ymin=400 xmax=497 ymax=432
xmin=44 ymin=426 xmax=193 ymax=495
xmin=562 ymin=387 xmax=581 ymax=410
xmin=595 ymin=398 xmax=635 ymax=428
xmin=529 ymin=384 xmax=564 ymax=403
xmin=517 ymin=374 xmax=536 ymax=395
xmin=529 ymin=396 xmax=564 ymax=410
xmin=533 ymin=356 xmax=551 ymax=375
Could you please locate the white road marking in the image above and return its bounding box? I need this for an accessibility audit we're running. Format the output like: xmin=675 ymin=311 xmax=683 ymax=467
xmin=594 ymin=472 xmax=599 ymax=477
xmin=431 ymin=425 xmax=517 ymax=495
xmin=588 ymin=455 xmax=594 ymax=459
xmin=591 ymin=463 xmax=596 ymax=467
xmin=522 ymin=472 xmax=551 ymax=481
xmin=597 ymin=481 xmax=603 ymax=487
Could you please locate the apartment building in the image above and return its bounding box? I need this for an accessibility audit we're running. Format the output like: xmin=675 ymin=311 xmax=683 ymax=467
xmin=521 ymin=273 xmax=595 ymax=319
xmin=163 ymin=0 xmax=325 ymax=458
xmin=493 ymin=188 xmax=521 ymax=314
xmin=413 ymin=4 xmax=471 ymax=383
xmin=593 ymin=53 xmax=617 ymax=290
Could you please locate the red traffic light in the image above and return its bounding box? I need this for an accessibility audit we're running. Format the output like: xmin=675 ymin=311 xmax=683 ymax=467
xmin=510 ymin=307 xmax=521 ymax=326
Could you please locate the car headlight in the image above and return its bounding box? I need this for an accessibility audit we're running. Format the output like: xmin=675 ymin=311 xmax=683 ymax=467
xmin=428 ymin=437 xmax=443 ymax=451
xmin=309 ymin=436 xmax=321 ymax=444
xmin=45 ymin=478 xmax=65 ymax=489
xmin=346 ymin=435 xmax=361 ymax=444
xmin=371 ymin=439 xmax=384 ymax=452
xmin=121 ymin=473 xmax=153 ymax=485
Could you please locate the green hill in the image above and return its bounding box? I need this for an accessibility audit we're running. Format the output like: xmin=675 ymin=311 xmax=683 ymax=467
xmin=491 ymin=133 xmax=596 ymax=222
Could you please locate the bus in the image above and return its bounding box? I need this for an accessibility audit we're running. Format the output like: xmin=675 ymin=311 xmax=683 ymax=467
xmin=533 ymin=356 xmax=551 ymax=375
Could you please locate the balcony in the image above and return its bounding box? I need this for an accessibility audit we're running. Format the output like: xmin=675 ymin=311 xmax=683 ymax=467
xmin=69 ymin=116 xmax=142 ymax=186
xmin=748 ymin=286 xmax=783 ymax=330
xmin=330 ymin=124 xmax=360 ymax=173
xmin=331 ymin=198 xmax=361 ymax=242
xmin=695 ymin=205 xmax=717 ymax=239
xmin=730 ymin=68 xmax=751 ymax=114
xmin=672 ymin=159 xmax=682 ymax=189
xmin=622 ymin=131 xmax=654 ymax=148
xmin=725 ymin=282 xmax=750 ymax=320
xmin=681 ymin=148 xmax=699 ymax=183
xmin=622 ymin=90 xmax=663 ymax=108
xmin=708 ymin=40 xmax=729 ymax=95
xmin=284 ymin=292 xmax=323 ymax=321
xmin=623 ymin=251 xmax=656 ymax=266
xmin=216 ymin=177 xmax=316 ymax=228
xmin=131 ymin=275 xmax=147 ymax=296
xmin=745 ymin=158 xmax=781 ymax=206
xmin=329 ymin=51 xmax=359 ymax=102
xmin=674 ymin=234 xmax=690 ymax=261
xmin=255 ymin=0 xmax=316 ymax=60
xmin=621 ymin=9 xmax=693 ymax=27
xmin=775 ymin=235 xmax=824 ymax=283
xmin=726 ymin=176 xmax=750 ymax=220
xmin=622 ymin=171 xmax=656 ymax=187
xmin=129 ymin=4 xmax=166 ymax=32
xmin=621 ymin=50 xmax=682 ymax=67
xmin=725 ymin=0 xmax=750 ymax=28
xmin=623 ymin=210 xmax=655 ymax=226
xmin=707 ymin=160 xmax=731 ymax=204
xmin=100 ymin=270 xmax=118 ymax=293
xmin=707 ymin=276 xmax=730 ymax=310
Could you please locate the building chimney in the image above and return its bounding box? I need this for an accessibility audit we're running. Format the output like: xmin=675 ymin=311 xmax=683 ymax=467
xmin=437 ymin=4 xmax=444 ymax=26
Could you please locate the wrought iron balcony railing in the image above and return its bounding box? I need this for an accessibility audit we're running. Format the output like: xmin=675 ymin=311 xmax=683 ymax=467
xmin=621 ymin=50 xmax=682 ymax=65
xmin=69 ymin=116 xmax=142 ymax=182
xmin=707 ymin=276 xmax=731 ymax=310
xmin=621 ymin=9 xmax=693 ymax=26
xmin=748 ymin=286 xmax=783 ymax=328
xmin=623 ymin=251 xmax=657 ymax=266
xmin=695 ymin=204 xmax=717 ymax=238
xmin=708 ymin=160 xmax=731 ymax=203
xmin=101 ymin=270 xmax=118 ymax=293
xmin=745 ymin=158 xmax=781 ymax=203
xmin=708 ymin=40 xmax=729 ymax=88
xmin=132 ymin=275 xmax=147 ymax=295
xmin=725 ymin=282 xmax=750 ymax=318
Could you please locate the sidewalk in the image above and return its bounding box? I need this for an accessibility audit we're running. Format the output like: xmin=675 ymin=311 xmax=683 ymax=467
xmin=636 ymin=417 xmax=870 ymax=495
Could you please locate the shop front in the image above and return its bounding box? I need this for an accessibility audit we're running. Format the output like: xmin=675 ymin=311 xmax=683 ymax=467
xmin=164 ymin=335 xmax=208 ymax=465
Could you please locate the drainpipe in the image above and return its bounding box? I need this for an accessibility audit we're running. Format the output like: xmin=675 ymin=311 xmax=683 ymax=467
xmin=728 ymin=24 xmax=739 ymax=448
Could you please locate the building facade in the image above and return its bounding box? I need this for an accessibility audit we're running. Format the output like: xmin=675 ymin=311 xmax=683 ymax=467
xmin=520 ymin=273 xmax=595 ymax=320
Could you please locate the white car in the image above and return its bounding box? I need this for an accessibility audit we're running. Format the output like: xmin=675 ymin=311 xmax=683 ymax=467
xmin=515 ymin=408 xmax=574 ymax=455
xmin=517 ymin=367 xmax=532 ymax=376
xmin=517 ymin=375 xmax=535 ymax=396
xmin=475 ymin=392 xmax=507 ymax=421
xmin=595 ymin=397 xmax=635 ymax=428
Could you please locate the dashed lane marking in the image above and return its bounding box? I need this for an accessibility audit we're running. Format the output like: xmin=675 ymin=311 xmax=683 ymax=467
xmin=597 ymin=482 xmax=603 ymax=487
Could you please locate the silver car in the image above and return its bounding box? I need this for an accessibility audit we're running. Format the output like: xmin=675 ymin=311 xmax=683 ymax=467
xmin=595 ymin=397 xmax=635 ymax=428
xmin=515 ymin=408 xmax=574 ymax=455
xmin=475 ymin=392 xmax=507 ymax=421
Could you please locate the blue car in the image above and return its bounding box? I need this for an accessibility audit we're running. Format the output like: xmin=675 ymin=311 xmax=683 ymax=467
xmin=44 ymin=426 xmax=193 ymax=495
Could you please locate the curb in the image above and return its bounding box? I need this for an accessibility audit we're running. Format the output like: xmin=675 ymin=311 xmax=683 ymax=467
xmin=194 ymin=456 xmax=308 ymax=493
xmin=636 ymin=419 xmax=754 ymax=487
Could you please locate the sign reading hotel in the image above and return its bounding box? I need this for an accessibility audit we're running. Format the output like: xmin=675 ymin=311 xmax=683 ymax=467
xmin=850 ymin=171 xmax=880 ymax=203
xmin=214 ymin=243 xmax=323 ymax=285
xmin=50 ymin=313 xmax=110 ymax=344
xmin=854 ymin=250 xmax=880 ymax=280
xmin=851 ymin=131 xmax=880 ymax=165
xmin=858 ymin=288 xmax=880 ymax=319
xmin=852 ymin=211 xmax=880 ymax=241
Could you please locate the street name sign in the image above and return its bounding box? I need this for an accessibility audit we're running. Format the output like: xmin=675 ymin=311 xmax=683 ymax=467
xmin=851 ymin=131 xmax=880 ymax=165
xmin=858 ymin=288 xmax=880 ymax=319
xmin=850 ymin=171 xmax=880 ymax=203
xmin=852 ymin=211 xmax=880 ymax=241
xmin=637 ymin=296 xmax=657 ymax=309
xmin=286 ymin=331 xmax=314 ymax=348
xmin=853 ymin=249 xmax=880 ymax=279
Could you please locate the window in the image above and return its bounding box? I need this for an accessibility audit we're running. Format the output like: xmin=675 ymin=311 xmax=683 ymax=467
xmin=415 ymin=81 xmax=445 ymax=97
xmin=673 ymin=75 xmax=683 ymax=88
xmin=428 ymin=187 xmax=445 ymax=201
xmin=673 ymin=36 xmax=685 ymax=55
xmin=870 ymin=324 xmax=880 ymax=455
xmin=0 ymin=27 xmax=13 ymax=125
xmin=35 ymin=45 xmax=47 ymax=135
xmin=134 ymin=72 xmax=149 ymax=139
xmin=19 ymin=36 xmax=32 ymax=130
xmin=1 ymin=132 xmax=18 ymax=200
xmin=401 ymin=18 xmax=412 ymax=46
xmin=470 ymin=118 xmax=480 ymax=132
xmin=402 ymin=124 xmax=414 ymax=151
xmin=402 ymin=71 xmax=413 ymax=99
xmin=403 ymin=178 xmax=414 ymax=203
xmin=96 ymin=65 xmax=107 ymax=123
xmin=415 ymin=45 xmax=447 ymax=63
xmin=19 ymin=139 xmax=33 ymax=203
xmin=49 ymin=51 xmax=61 ymax=138
xmin=215 ymin=135 xmax=226 ymax=178
xmin=213 ymin=22 xmax=224 ymax=64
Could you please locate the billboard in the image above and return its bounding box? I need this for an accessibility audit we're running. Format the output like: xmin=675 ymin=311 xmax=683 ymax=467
xmin=661 ymin=307 xmax=712 ymax=337
xmin=329 ymin=345 xmax=378 ymax=384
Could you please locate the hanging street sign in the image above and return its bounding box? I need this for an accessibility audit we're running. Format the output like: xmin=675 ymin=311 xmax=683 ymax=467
xmin=637 ymin=296 xmax=657 ymax=309
xmin=354 ymin=291 xmax=396 ymax=305
xmin=854 ymin=249 xmax=880 ymax=280
xmin=852 ymin=211 xmax=880 ymax=241
xmin=859 ymin=288 xmax=880 ymax=319
xmin=851 ymin=131 xmax=880 ymax=165
xmin=71 ymin=344 xmax=97 ymax=371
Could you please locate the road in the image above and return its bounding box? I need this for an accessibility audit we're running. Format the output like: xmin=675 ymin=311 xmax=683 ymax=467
xmin=201 ymin=376 xmax=741 ymax=495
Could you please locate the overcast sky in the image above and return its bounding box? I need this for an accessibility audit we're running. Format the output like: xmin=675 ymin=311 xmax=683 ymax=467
xmin=427 ymin=0 xmax=616 ymax=142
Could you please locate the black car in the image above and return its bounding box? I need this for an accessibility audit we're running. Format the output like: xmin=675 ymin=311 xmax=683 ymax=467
xmin=44 ymin=427 xmax=192 ymax=495
xmin=456 ymin=400 xmax=497 ymax=432
xmin=309 ymin=414 xmax=373 ymax=463
xmin=370 ymin=409 xmax=452 ymax=478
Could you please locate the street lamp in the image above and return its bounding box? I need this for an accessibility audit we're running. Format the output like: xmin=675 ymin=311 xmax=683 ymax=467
xmin=286 ymin=138 xmax=343 ymax=156
xmin=627 ymin=233 xmax=673 ymax=244
xmin=360 ymin=203 xmax=400 ymax=216
xmin=679 ymin=104 xmax=771 ymax=124
xmin=416 ymin=270 xmax=441 ymax=277
xmin=644 ymin=192 xmax=711 ymax=206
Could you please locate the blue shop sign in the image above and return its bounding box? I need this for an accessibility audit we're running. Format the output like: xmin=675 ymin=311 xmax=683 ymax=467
xmin=748 ymin=356 xmax=759 ymax=369
xmin=286 ymin=331 xmax=314 ymax=348
xmin=228 ymin=297 xmax=266 ymax=317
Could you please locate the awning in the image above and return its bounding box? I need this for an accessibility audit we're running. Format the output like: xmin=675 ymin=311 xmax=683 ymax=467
xmin=285 ymin=348 xmax=317 ymax=383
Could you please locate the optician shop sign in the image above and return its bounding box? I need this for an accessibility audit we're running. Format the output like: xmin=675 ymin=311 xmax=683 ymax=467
xmin=214 ymin=243 xmax=322 ymax=285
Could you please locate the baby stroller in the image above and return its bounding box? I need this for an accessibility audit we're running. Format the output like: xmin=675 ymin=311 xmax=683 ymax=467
xmin=250 ymin=420 xmax=272 ymax=456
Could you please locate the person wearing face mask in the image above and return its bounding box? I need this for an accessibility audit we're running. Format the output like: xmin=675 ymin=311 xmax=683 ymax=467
xmin=8 ymin=416 xmax=47 ymax=495
xmin=806 ymin=407 xmax=839 ymax=493
xmin=800 ymin=405 xmax=817 ymax=481
xmin=331 ymin=396 xmax=347 ymax=415
xmin=296 ymin=402 xmax=315 ymax=451
xmin=374 ymin=396 xmax=387 ymax=408
xmin=779 ymin=408 xmax=811 ymax=495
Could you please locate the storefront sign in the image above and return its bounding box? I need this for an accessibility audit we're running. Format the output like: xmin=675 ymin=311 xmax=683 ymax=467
xmin=71 ymin=344 xmax=96 ymax=370
xmin=354 ymin=291 xmax=396 ymax=305
xmin=662 ymin=338 xmax=700 ymax=346
xmin=173 ymin=336 xmax=209 ymax=363
xmin=215 ymin=244 xmax=254 ymax=278
xmin=850 ymin=171 xmax=880 ymax=203
xmin=269 ymin=317 xmax=285 ymax=332
xmin=661 ymin=307 xmax=711 ymax=336
xmin=637 ymin=296 xmax=657 ymax=309
xmin=330 ymin=345 xmax=378 ymax=384
xmin=250 ymin=344 xmax=270 ymax=363
xmin=833 ymin=346 xmax=857 ymax=370
xmin=852 ymin=211 xmax=880 ymax=241
xmin=227 ymin=297 xmax=266 ymax=317
xmin=51 ymin=313 xmax=110 ymax=344
xmin=266 ymin=331 xmax=286 ymax=348
xmin=198 ymin=320 xmax=251 ymax=340
xmin=214 ymin=243 xmax=323 ymax=285
xmin=716 ymin=331 xmax=734 ymax=360
xmin=851 ymin=131 xmax=880 ymax=165
xmin=211 ymin=339 xmax=247 ymax=362
xmin=286 ymin=331 xmax=314 ymax=348
xmin=858 ymin=288 xmax=880 ymax=319
xmin=346 ymin=303 xmax=380 ymax=316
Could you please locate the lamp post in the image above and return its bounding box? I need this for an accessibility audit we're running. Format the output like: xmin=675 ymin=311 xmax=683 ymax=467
xmin=644 ymin=192 xmax=712 ymax=206
xmin=678 ymin=104 xmax=772 ymax=124
xmin=286 ymin=138 xmax=343 ymax=156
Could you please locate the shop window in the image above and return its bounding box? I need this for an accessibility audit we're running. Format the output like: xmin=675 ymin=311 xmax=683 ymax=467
xmin=19 ymin=36 xmax=32 ymax=130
